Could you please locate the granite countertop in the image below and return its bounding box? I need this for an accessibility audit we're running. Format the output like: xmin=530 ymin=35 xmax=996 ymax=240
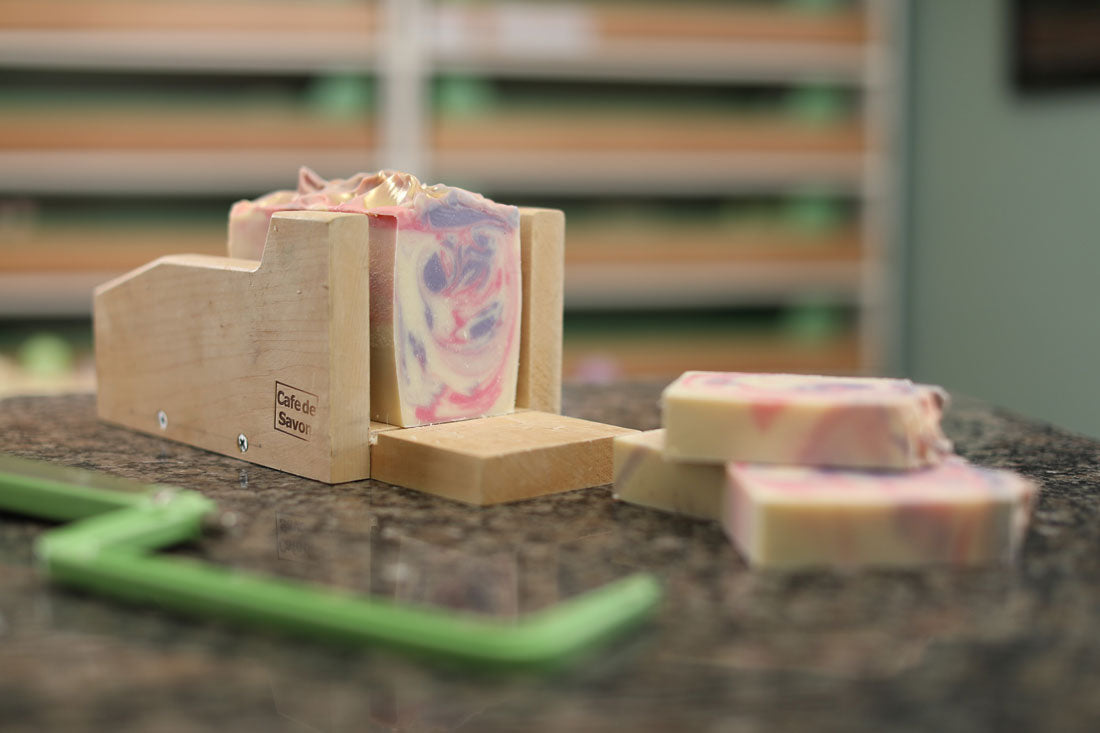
xmin=1 ymin=385 xmax=1099 ymax=732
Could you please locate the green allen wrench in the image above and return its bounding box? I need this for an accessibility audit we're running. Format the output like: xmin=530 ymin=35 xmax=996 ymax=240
xmin=0 ymin=454 xmax=661 ymax=668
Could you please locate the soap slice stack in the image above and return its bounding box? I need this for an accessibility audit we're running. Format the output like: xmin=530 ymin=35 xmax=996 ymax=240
xmin=613 ymin=371 xmax=1037 ymax=569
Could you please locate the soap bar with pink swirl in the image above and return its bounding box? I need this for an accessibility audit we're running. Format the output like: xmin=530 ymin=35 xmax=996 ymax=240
xmin=229 ymin=168 xmax=522 ymax=427
xmin=662 ymin=372 xmax=952 ymax=469
xmin=723 ymin=459 xmax=1037 ymax=569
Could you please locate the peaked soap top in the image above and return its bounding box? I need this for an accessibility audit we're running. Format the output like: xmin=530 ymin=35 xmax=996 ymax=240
xmin=227 ymin=167 xmax=512 ymax=260
xmin=261 ymin=167 xmax=449 ymax=209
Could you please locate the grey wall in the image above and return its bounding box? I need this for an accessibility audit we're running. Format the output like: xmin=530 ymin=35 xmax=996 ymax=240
xmin=906 ymin=0 xmax=1100 ymax=436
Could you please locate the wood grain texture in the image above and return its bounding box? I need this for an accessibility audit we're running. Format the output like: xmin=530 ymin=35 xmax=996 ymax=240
xmin=94 ymin=211 xmax=372 ymax=483
xmin=515 ymin=208 xmax=564 ymax=414
xmin=370 ymin=411 xmax=635 ymax=505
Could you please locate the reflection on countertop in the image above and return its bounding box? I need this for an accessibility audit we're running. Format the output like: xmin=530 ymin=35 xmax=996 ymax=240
xmin=1 ymin=384 xmax=1099 ymax=731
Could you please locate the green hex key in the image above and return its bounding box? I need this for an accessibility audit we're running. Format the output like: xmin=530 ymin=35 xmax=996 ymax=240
xmin=0 ymin=454 xmax=660 ymax=668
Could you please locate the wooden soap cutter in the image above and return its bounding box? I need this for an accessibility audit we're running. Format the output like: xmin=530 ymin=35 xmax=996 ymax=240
xmin=94 ymin=207 xmax=636 ymax=503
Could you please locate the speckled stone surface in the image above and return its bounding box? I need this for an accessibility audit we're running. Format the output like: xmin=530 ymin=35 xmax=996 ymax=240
xmin=1 ymin=386 xmax=1098 ymax=732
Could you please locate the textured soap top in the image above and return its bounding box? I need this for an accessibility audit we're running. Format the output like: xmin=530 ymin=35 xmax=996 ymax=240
xmin=666 ymin=371 xmax=946 ymax=406
xmin=228 ymin=167 xmax=511 ymax=261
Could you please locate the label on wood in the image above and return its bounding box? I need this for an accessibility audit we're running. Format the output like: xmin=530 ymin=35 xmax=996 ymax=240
xmin=274 ymin=381 xmax=318 ymax=441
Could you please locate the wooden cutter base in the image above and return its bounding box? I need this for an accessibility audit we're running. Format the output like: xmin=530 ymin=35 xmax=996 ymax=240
xmin=371 ymin=411 xmax=637 ymax=505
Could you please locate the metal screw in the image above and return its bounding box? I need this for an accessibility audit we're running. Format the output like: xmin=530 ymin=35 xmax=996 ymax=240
xmin=237 ymin=433 xmax=249 ymax=453
xmin=157 ymin=410 xmax=168 ymax=430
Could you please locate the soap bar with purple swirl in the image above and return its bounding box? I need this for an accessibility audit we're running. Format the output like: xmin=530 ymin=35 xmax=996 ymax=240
xmin=723 ymin=459 xmax=1037 ymax=569
xmin=228 ymin=168 xmax=522 ymax=427
xmin=662 ymin=372 xmax=953 ymax=469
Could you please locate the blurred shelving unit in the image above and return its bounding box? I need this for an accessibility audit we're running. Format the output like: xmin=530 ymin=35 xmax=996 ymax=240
xmin=0 ymin=0 xmax=381 ymax=332
xmin=415 ymin=0 xmax=901 ymax=379
xmin=0 ymin=0 xmax=902 ymax=389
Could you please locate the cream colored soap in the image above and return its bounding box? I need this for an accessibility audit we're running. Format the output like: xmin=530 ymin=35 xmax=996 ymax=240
xmin=722 ymin=459 xmax=1036 ymax=570
xmin=662 ymin=371 xmax=953 ymax=469
xmin=613 ymin=429 xmax=725 ymax=520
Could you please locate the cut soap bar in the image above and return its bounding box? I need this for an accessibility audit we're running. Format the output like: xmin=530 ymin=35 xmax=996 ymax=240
xmin=613 ymin=429 xmax=725 ymax=520
xmin=662 ymin=371 xmax=952 ymax=469
xmin=230 ymin=168 xmax=522 ymax=427
xmin=722 ymin=459 xmax=1036 ymax=569
xmin=371 ymin=410 xmax=636 ymax=505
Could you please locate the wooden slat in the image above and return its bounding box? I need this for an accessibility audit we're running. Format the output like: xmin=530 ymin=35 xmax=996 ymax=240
xmin=434 ymin=115 xmax=863 ymax=155
xmin=429 ymin=3 xmax=867 ymax=45
xmin=0 ymin=0 xmax=376 ymax=33
xmin=595 ymin=5 xmax=868 ymax=44
xmin=0 ymin=228 xmax=227 ymax=272
xmin=0 ymin=109 xmax=374 ymax=151
xmin=371 ymin=411 xmax=636 ymax=505
xmin=564 ymin=332 xmax=862 ymax=380
xmin=516 ymin=208 xmax=565 ymax=414
xmin=565 ymin=226 xmax=861 ymax=266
